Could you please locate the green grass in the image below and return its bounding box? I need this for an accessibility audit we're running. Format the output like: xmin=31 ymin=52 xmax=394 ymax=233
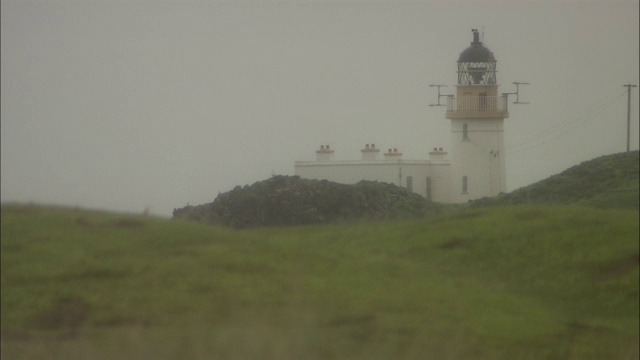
xmin=1 ymin=203 xmax=638 ymax=359
xmin=473 ymin=151 xmax=639 ymax=209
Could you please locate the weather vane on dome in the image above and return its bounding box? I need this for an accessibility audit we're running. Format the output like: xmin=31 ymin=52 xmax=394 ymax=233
xmin=471 ymin=28 xmax=481 ymax=44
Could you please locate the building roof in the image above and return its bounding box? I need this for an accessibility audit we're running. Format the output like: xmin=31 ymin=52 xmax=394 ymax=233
xmin=458 ymin=29 xmax=495 ymax=63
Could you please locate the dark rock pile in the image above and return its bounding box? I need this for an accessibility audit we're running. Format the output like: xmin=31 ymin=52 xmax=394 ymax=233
xmin=173 ymin=176 xmax=427 ymax=228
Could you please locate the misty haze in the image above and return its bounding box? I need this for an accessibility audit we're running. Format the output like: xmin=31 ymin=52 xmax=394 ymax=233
xmin=1 ymin=1 xmax=638 ymax=359
xmin=1 ymin=0 xmax=638 ymax=216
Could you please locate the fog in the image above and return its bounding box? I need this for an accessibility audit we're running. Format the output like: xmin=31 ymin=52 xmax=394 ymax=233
xmin=2 ymin=0 xmax=638 ymax=217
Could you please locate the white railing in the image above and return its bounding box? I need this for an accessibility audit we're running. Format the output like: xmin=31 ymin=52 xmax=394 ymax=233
xmin=447 ymin=96 xmax=507 ymax=113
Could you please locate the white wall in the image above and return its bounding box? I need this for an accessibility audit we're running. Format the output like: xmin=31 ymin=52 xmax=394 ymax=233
xmin=450 ymin=117 xmax=506 ymax=202
xmin=428 ymin=162 xmax=452 ymax=203
xmin=294 ymin=160 xmax=452 ymax=202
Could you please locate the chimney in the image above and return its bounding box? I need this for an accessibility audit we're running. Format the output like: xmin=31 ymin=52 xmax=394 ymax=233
xmin=429 ymin=147 xmax=448 ymax=161
xmin=316 ymin=144 xmax=334 ymax=162
xmin=384 ymin=147 xmax=403 ymax=160
xmin=361 ymin=143 xmax=380 ymax=161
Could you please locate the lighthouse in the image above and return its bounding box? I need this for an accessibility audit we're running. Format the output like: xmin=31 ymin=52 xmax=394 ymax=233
xmin=446 ymin=29 xmax=509 ymax=202
xmin=295 ymin=29 xmax=520 ymax=204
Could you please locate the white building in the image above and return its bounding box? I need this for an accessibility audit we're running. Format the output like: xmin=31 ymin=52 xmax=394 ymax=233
xmin=295 ymin=29 xmax=510 ymax=203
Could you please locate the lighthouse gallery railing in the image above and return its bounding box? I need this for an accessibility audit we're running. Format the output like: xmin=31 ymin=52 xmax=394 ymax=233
xmin=447 ymin=95 xmax=508 ymax=113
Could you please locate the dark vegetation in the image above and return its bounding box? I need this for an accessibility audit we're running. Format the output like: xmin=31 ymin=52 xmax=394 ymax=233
xmin=173 ymin=176 xmax=429 ymax=228
xmin=472 ymin=150 xmax=639 ymax=209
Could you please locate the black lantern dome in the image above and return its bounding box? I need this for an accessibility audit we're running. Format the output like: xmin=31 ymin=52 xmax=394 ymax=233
xmin=457 ymin=29 xmax=497 ymax=85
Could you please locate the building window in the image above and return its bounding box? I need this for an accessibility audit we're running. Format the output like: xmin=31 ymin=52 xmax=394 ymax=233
xmin=463 ymin=123 xmax=468 ymax=140
xmin=426 ymin=176 xmax=432 ymax=201
xmin=462 ymin=176 xmax=468 ymax=194
xmin=406 ymin=176 xmax=413 ymax=192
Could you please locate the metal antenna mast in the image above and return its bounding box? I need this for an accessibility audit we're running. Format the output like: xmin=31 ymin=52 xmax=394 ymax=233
xmin=429 ymin=84 xmax=453 ymax=107
xmin=624 ymin=84 xmax=637 ymax=153
xmin=502 ymin=82 xmax=530 ymax=105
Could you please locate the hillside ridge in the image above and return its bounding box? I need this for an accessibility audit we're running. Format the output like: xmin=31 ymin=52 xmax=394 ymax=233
xmin=174 ymin=151 xmax=639 ymax=228
xmin=473 ymin=150 xmax=639 ymax=208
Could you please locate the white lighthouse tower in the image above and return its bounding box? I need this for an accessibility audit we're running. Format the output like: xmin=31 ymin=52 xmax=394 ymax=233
xmin=446 ymin=29 xmax=509 ymax=202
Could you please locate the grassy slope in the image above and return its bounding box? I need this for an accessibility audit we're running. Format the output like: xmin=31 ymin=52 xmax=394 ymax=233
xmin=1 ymin=204 xmax=638 ymax=360
xmin=473 ymin=151 xmax=639 ymax=209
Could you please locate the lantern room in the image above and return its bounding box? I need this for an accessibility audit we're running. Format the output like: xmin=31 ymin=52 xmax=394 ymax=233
xmin=457 ymin=29 xmax=496 ymax=85
xmin=447 ymin=29 xmax=508 ymax=119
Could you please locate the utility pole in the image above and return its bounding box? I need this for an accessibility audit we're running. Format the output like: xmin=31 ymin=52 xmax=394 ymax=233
xmin=624 ymin=84 xmax=636 ymax=153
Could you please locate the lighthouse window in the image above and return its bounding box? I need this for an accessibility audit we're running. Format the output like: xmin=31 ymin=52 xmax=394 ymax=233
xmin=463 ymin=123 xmax=469 ymax=140
xmin=462 ymin=176 xmax=468 ymax=194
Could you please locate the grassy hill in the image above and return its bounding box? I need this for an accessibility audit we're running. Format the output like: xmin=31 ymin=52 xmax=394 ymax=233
xmin=472 ymin=151 xmax=639 ymax=209
xmin=1 ymin=203 xmax=638 ymax=359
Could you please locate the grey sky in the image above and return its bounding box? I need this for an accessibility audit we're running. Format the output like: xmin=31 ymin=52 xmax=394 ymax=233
xmin=2 ymin=0 xmax=638 ymax=217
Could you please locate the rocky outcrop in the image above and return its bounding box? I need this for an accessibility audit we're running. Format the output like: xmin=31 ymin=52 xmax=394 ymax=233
xmin=173 ymin=176 xmax=427 ymax=228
